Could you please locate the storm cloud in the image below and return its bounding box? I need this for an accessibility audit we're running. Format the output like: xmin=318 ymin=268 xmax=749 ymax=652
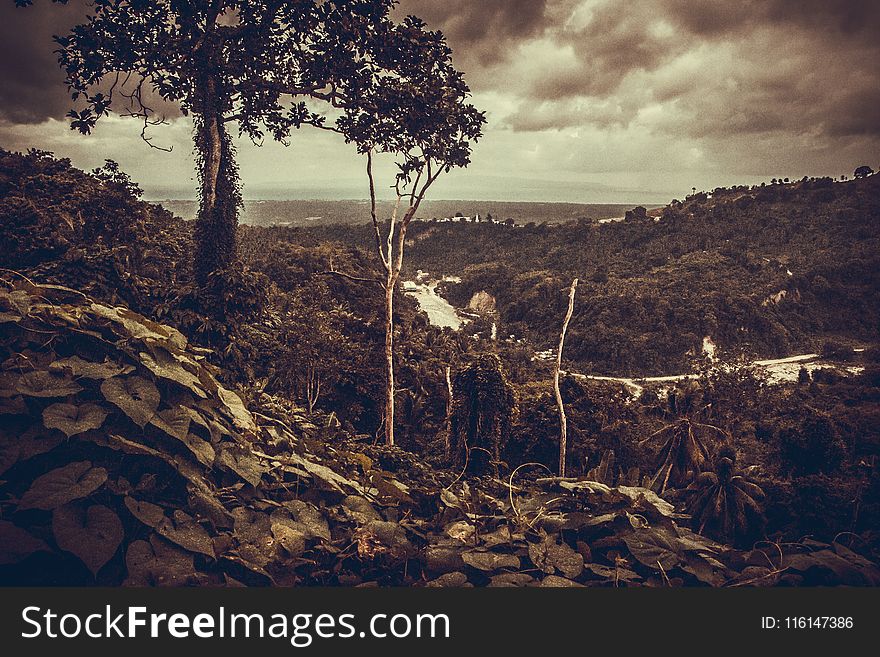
xmin=0 ymin=0 xmax=877 ymax=202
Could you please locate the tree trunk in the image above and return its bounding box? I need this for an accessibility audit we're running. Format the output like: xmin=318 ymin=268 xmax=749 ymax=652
xmin=555 ymin=278 xmax=579 ymax=477
xmin=384 ymin=273 xmax=396 ymax=446
xmin=192 ymin=67 xmax=239 ymax=289
xmin=444 ymin=365 xmax=454 ymax=457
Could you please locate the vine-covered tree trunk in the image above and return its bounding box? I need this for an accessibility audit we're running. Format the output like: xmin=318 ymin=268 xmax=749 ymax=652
xmin=450 ymin=354 xmax=516 ymax=474
xmin=191 ymin=48 xmax=241 ymax=290
xmin=193 ymin=112 xmax=239 ymax=288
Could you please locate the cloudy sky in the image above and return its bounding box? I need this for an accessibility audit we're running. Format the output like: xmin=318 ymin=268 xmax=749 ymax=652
xmin=1 ymin=0 xmax=878 ymax=203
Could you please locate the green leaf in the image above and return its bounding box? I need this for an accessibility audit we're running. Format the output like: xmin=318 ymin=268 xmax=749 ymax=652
xmin=101 ymin=375 xmax=160 ymax=427
xmin=53 ymin=503 xmax=124 ymax=575
xmin=43 ymin=402 xmax=108 ymax=437
xmin=123 ymin=496 xmax=166 ymax=528
xmin=271 ymin=523 xmax=307 ymax=557
xmin=0 ymin=521 xmax=50 ymax=564
xmin=15 ymin=370 xmax=83 ymax=397
xmin=0 ymin=426 xmax=64 ymax=476
xmin=217 ymin=445 xmax=267 ymax=488
xmin=18 ymin=461 xmax=108 ymax=511
xmin=90 ymin=304 xmax=187 ymax=349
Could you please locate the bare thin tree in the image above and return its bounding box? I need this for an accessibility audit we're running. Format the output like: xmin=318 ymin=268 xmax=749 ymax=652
xmin=555 ymin=278 xmax=579 ymax=477
xmin=366 ymin=154 xmax=443 ymax=446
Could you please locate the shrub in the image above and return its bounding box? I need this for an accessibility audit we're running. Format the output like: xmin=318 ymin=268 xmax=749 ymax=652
xmin=776 ymin=411 xmax=846 ymax=475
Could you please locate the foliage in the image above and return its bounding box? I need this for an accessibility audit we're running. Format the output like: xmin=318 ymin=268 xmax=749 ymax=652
xmin=776 ymin=409 xmax=847 ymax=475
xmin=683 ymin=446 xmax=766 ymax=547
xmin=450 ymin=354 xmax=516 ymax=474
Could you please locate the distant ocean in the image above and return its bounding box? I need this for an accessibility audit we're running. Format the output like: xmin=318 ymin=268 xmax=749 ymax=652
xmin=153 ymin=199 xmax=653 ymax=227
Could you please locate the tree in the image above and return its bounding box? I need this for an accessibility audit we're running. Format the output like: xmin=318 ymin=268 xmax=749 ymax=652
xmin=554 ymin=278 xmax=578 ymax=477
xmin=450 ymin=354 xmax=515 ymax=474
xmin=684 ymin=446 xmax=765 ymax=546
xmin=329 ymin=15 xmax=485 ymax=446
xmin=23 ymin=0 xmax=426 ymax=291
xmin=854 ymin=165 xmax=874 ymax=179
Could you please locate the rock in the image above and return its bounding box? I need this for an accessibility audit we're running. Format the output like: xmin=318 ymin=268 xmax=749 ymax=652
xmin=467 ymin=290 xmax=496 ymax=314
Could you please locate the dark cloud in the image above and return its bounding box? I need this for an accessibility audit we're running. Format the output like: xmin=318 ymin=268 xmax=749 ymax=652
xmin=397 ymin=0 xmax=550 ymax=80
xmin=1 ymin=1 xmax=877 ymax=202
xmin=0 ymin=1 xmax=86 ymax=123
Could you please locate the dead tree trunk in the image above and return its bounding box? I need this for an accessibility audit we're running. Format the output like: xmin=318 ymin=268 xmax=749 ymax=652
xmin=383 ymin=268 xmax=397 ymax=446
xmin=555 ymin=278 xmax=578 ymax=477
xmin=444 ymin=364 xmax=454 ymax=457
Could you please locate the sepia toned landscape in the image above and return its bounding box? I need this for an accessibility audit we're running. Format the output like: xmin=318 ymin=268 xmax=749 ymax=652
xmin=0 ymin=0 xmax=878 ymax=590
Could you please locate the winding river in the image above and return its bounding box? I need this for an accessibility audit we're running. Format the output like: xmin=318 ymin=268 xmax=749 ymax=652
xmin=404 ymin=275 xmax=865 ymax=389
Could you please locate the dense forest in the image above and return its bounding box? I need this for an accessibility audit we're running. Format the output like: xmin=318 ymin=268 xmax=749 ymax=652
xmin=291 ymin=174 xmax=880 ymax=375
xmin=2 ymin=148 xmax=879 ymax=587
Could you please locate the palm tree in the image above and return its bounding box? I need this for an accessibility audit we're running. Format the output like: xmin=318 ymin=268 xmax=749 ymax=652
xmin=642 ymin=384 xmax=727 ymax=493
xmin=684 ymin=446 xmax=766 ymax=546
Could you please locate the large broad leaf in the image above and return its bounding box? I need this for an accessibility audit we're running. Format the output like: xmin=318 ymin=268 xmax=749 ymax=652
xmin=101 ymin=375 xmax=160 ymax=427
xmin=150 ymin=407 xmax=191 ymax=441
xmin=217 ymin=445 xmax=267 ymax=488
xmin=0 ymin=427 xmax=64 ymax=476
xmin=616 ymin=486 xmax=676 ymax=517
xmin=50 ymin=355 xmax=133 ymax=380
xmin=528 ymin=535 xmax=584 ymax=578
xmin=232 ymin=507 xmax=275 ymax=567
xmin=18 ymin=461 xmax=108 ymax=511
xmin=43 ymin=402 xmax=108 ymax=437
xmin=158 ymin=510 xmax=215 ymax=558
xmin=90 ymin=304 xmax=187 ymax=349
xmin=124 ymin=497 xmax=213 ymax=557
xmin=15 ymin=370 xmax=82 ymax=397
xmin=124 ymin=535 xmax=199 ymax=586
xmin=0 ymin=289 xmax=31 ymax=323
xmin=139 ymin=349 xmax=206 ymax=398
xmin=151 ymin=409 xmax=214 ymax=466
xmin=276 ymin=501 xmax=331 ymax=542
xmin=461 ymin=550 xmax=520 ymax=571
xmin=53 ymin=503 xmax=124 ymax=575
xmin=124 ymin=496 xmax=166 ymax=527
xmin=623 ymin=528 xmax=681 ymax=571
xmin=217 ymin=386 xmax=257 ymax=432
xmin=271 ymin=523 xmax=307 ymax=558
xmin=0 ymin=521 xmax=50 ymax=564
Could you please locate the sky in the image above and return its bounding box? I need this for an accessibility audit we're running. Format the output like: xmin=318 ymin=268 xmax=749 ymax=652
xmin=0 ymin=0 xmax=878 ymax=204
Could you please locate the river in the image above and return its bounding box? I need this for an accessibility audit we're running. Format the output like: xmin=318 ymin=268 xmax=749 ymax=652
xmin=404 ymin=275 xmax=865 ymax=389
xmin=403 ymin=277 xmax=464 ymax=330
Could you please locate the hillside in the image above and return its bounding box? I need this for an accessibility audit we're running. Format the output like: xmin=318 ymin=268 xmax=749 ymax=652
xmin=398 ymin=175 xmax=880 ymax=375
xmin=1 ymin=149 xmax=879 ymax=586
